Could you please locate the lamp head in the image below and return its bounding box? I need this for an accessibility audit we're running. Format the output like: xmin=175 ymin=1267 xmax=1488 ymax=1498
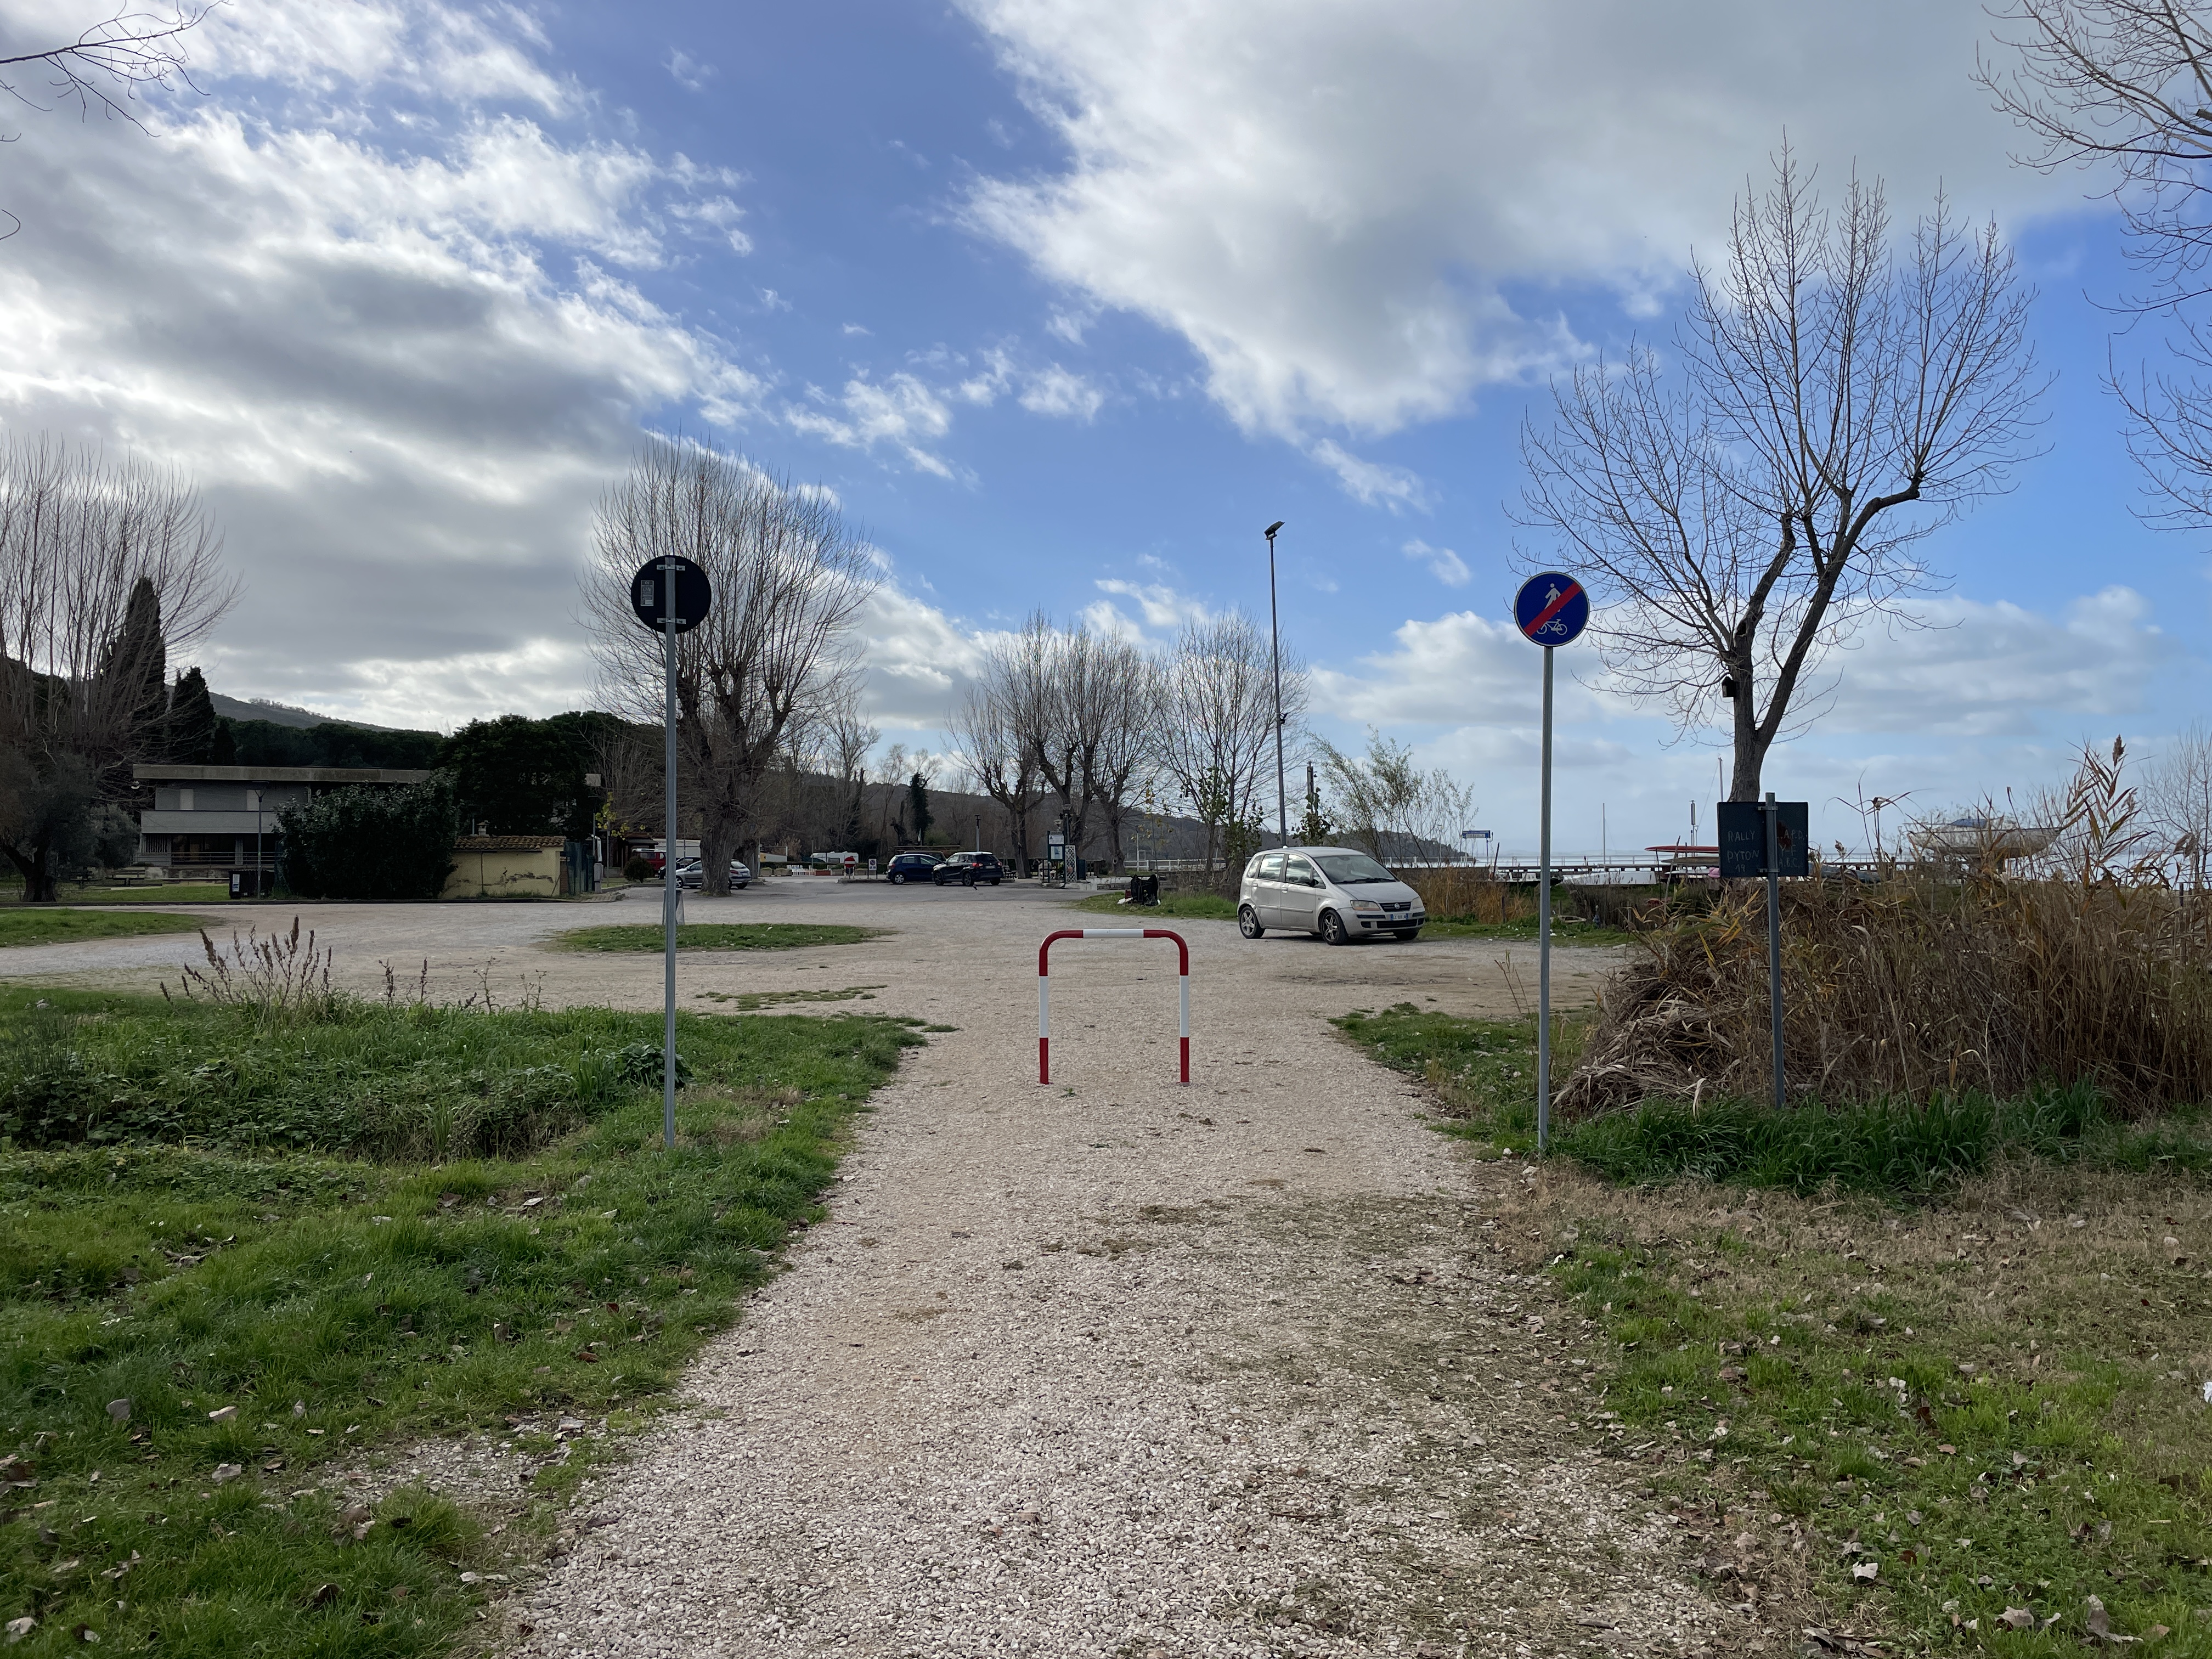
xmin=1264 ymin=520 xmax=1284 ymax=539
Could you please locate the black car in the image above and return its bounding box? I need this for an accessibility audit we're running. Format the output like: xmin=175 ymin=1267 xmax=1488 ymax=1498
xmin=933 ymin=851 xmax=1003 ymax=887
xmin=884 ymin=851 xmax=941 ymax=885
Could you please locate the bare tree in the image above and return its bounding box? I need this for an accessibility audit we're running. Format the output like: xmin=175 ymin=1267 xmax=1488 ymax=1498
xmin=0 ymin=437 xmax=235 ymax=899
xmin=949 ymin=664 xmax=1046 ymax=874
xmin=1982 ymin=0 xmax=2212 ymax=523
xmin=823 ymin=686 xmax=877 ymax=854
xmin=1087 ymin=647 xmax=1161 ymax=876
xmin=1519 ymin=150 xmax=2045 ymax=799
xmin=1158 ymin=612 xmax=1304 ymax=880
xmin=583 ymin=439 xmax=877 ymax=895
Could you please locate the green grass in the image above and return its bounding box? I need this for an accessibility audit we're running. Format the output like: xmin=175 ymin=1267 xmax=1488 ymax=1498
xmin=0 ymin=986 xmax=919 ymax=1654
xmin=0 ymin=909 xmax=216 ymax=948
xmin=1071 ymin=890 xmax=1238 ymax=921
xmin=1337 ymin=1003 xmax=2212 ymax=1652
xmin=1556 ymin=1212 xmax=2212 ymax=1654
xmin=1332 ymin=1004 xmax=1587 ymax=1156
xmin=549 ymin=923 xmax=884 ymax=953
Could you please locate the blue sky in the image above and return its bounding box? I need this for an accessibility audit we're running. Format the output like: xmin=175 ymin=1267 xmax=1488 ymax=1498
xmin=0 ymin=0 xmax=2202 ymax=856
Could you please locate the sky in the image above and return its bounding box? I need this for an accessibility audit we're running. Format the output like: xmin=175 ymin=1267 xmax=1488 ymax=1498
xmin=0 ymin=0 xmax=2202 ymax=857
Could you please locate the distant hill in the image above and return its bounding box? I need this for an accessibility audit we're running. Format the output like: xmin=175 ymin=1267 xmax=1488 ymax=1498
xmin=208 ymin=692 xmax=404 ymax=733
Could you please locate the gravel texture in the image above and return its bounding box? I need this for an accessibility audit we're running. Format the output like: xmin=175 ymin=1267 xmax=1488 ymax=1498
xmin=496 ymin=890 xmax=1747 ymax=1657
xmin=15 ymin=881 xmax=1753 ymax=1655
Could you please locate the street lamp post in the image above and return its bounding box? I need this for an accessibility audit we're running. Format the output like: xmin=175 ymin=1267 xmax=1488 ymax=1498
xmin=1263 ymin=520 xmax=1288 ymax=848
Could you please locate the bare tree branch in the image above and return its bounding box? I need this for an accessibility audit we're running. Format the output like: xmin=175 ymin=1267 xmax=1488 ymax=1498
xmin=1517 ymin=146 xmax=2045 ymax=798
xmin=0 ymin=5 xmax=215 ymax=131
xmin=1980 ymin=0 xmax=2212 ymax=522
xmin=581 ymin=439 xmax=878 ymax=896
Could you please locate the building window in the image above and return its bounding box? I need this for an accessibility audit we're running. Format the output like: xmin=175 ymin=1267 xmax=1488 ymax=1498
xmin=178 ymin=788 xmax=194 ymax=811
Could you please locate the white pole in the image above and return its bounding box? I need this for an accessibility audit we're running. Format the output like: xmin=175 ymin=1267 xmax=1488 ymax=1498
xmin=663 ymin=561 xmax=679 ymax=1152
xmin=1538 ymin=645 xmax=1554 ymax=1154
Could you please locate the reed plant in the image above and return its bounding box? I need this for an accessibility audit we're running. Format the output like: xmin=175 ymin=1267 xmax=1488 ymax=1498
xmin=1561 ymin=742 xmax=2212 ymax=1119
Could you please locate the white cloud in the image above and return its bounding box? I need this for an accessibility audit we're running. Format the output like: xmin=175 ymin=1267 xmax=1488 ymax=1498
xmin=958 ymin=0 xmax=2075 ymax=447
xmin=667 ymin=48 xmax=717 ymax=93
xmin=1093 ymin=578 xmax=1210 ymax=631
xmin=0 ymin=1 xmax=765 ymax=726
xmin=1311 ymin=586 xmax=2168 ymax=741
xmin=1018 ymin=363 xmax=1104 ymax=420
xmin=851 ymin=583 xmax=989 ymax=726
xmin=1821 ymin=588 xmax=2170 ymax=737
xmin=1403 ymin=538 xmax=1470 ymax=587
xmin=785 ymin=375 xmax=959 ymax=478
xmin=1310 ymin=440 xmax=1428 ymax=510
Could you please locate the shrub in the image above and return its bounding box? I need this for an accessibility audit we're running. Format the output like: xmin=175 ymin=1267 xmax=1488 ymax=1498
xmin=623 ymin=855 xmax=654 ymax=883
xmin=280 ymin=774 xmax=460 ymax=901
xmin=1559 ymin=873 xmax=2212 ymax=1119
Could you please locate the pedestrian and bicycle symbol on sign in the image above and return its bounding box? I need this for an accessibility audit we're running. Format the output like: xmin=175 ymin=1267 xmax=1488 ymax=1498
xmin=1514 ymin=572 xmax=1588 ymax=646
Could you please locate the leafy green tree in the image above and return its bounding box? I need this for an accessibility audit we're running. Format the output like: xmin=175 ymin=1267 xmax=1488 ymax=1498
xmin=166 ymin=668 xmax=218 ymax=764
xmin=438 ymin=713 xmax=604 ymax=838
xmin=279 ymin=776 xmax=460 ymax=902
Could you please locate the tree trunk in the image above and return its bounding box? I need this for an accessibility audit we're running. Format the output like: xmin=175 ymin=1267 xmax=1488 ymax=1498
xmin=4 ymin=845 xmax=57 ymax=904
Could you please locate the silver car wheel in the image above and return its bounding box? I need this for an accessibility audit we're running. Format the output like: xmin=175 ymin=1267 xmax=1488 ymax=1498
xmin=1238 ymin=904 xmax=1265 ymax=939
xmin=1319 ymin=909 xmax=1350 ymax=946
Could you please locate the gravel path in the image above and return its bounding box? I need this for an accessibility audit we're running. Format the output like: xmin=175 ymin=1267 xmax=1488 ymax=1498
xmin=8 ymin=884 xmax=1750 ymax=1656
xmin=483 ymin=891 xmax=1739 ymax=1658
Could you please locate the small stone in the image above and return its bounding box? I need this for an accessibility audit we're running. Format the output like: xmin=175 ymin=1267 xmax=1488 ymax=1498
xmin=210 ymin=1464 xmax=242 ymax=1483
xmin=206 ymin=1406 xmax=236 ymax=1424
xmin=104 ymin=1401 xmax=128 ymax=1425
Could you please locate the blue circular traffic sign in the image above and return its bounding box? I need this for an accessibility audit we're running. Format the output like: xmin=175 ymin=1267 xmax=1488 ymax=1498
xmin=1513 ymin=571 xmax=1589 ymax=647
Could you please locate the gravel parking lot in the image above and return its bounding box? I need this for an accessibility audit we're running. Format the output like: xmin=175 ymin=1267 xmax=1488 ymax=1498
xmin=5 ymin=883 xmax=1764 ymax=1657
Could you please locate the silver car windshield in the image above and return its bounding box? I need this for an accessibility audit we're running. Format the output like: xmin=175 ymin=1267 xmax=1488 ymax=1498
xmin=1312 ymin=852 xmax=1395 ymax=885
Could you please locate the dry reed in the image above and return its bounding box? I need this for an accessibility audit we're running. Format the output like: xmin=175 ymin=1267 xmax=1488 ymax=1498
xmin=1558 ymin=872 xmax=2212 ymax=1118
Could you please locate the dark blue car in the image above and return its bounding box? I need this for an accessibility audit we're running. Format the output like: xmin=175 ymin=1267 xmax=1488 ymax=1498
xmin=884 ymin=852 xmax=940 ymax=885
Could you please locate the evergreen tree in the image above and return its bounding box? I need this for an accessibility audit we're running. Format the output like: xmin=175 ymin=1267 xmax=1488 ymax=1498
xmin=907 ymin=771 xmax=932 ymax=845
xmin=166 ymin=668 xmax=217 ymax=763
xmin=207 ymin=720 xmax=237 ymax=765
xmin=97 ymin=575 xmax=167 ymax=759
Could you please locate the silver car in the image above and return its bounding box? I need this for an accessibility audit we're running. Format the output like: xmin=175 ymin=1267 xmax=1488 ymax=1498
xmin=1237 ymin=846 xmax=1426 ymax=944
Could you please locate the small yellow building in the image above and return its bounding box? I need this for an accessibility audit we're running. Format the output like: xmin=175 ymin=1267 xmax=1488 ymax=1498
xmin=443 ymin=836 xmax=567 ymax=899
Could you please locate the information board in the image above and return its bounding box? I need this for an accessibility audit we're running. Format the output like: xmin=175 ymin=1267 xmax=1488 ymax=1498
xmin=1717 ymin=800 xmax=1809 ymax=878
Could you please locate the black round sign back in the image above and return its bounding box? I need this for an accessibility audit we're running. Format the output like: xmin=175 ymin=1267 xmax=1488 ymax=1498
xmin=629 ymin=555 xmax=713 ymax=633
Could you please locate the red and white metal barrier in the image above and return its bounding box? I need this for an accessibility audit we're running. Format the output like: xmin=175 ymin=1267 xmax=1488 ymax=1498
xmin=1037 ymin=928 xmax=1189 ymax=1085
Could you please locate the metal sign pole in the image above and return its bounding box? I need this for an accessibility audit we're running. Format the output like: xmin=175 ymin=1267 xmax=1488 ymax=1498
xmin=1537 ymin=644 xmax=1554 ymax=1155
xmin=662 ymin=560 xmax=679 ymax=1153
xmin=1763 ymin=790 xmax=1784 ymax=1111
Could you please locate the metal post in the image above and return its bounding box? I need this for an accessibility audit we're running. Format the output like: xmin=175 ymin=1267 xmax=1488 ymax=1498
xmin=1537 ymin=645 xmax=1554 ymax=1155
xmin=1265 ymin=525 xmax=1288 ymax=848
xmin=662 ymin=560 xmax=679 ymax=1152
xmin=1764 ymin=789 xmax=1784 ymax=1111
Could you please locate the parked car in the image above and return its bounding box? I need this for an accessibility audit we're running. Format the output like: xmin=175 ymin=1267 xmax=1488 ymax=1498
xmin=933 ymin=851 xmax=1003 ymax=887
xmin=674 ymin=859 xmax=751 ymax=890
xmin=1237 ymin=846 xmax=1425 ymax=944
xmin=884 ymin=851 xmax=941 ymax=885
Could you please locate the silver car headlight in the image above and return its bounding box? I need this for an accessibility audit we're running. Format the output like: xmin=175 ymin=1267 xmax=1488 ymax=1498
xmin=1352 ymin=899 xmax=1382 ymax=912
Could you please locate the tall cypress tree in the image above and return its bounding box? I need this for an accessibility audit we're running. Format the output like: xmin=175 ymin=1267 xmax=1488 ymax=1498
xmin=97 ymin=575 xmax=168 ymax=760
xmin=167 ymin=667 xmax=217 ymax=763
